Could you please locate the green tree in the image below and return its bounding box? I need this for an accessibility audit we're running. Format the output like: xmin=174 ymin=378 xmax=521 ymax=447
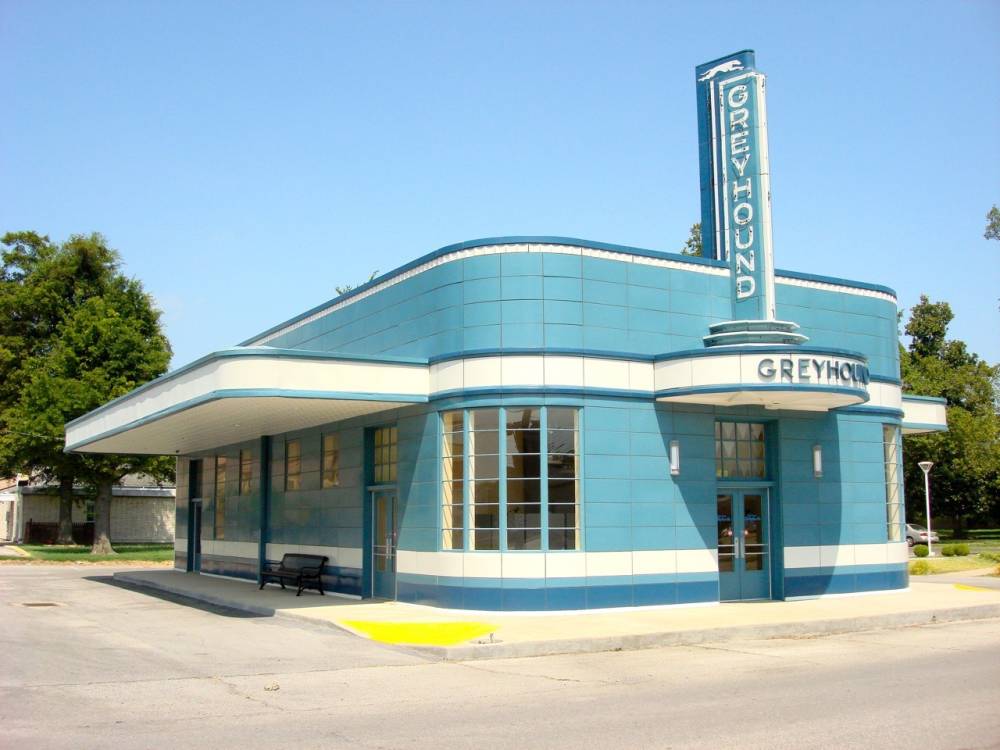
xmin=335 ymin=270 xmax=379 ymax=296
xmin=0 ymin=233 xmax=173 ymax=552
xmin=680 ymin=223 xmax=702 ymax=257
xmin=900 ymin=296 xmax=1000 ymax=530
xmin=985 ymin=204 xmax=1000 ymax=242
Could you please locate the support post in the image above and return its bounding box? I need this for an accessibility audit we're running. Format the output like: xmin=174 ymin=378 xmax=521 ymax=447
xmin=257 ymin=435 xmax=272 ymax=584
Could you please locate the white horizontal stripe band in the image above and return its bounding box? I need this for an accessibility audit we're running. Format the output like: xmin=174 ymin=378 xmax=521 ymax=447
xmin=395 ymin=549 xmax=718 ymax=579
xmin=783 ymin=542 xmax=909 ymax=569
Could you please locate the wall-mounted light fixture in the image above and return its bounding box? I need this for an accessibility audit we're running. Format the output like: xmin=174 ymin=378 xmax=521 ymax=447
xmin=812 ymin=444 xmax=823 ymax=479
xmin=669 ymin=440 xmax=680 ymax=476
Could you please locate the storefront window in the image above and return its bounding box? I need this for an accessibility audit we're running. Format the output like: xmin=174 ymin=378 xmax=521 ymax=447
xmin=239 ymin=451 xmax=252 ymax=495
xmin=373 ymin=426 xmax=398 ymax=484
xmin=441 ymin=406 xmax=580 ymax=551
xmin=715 ymin=421 xmax=766 ymax=479
xmin=285 ymin=439 xmax=301 ymax=491
xmin=214 ymin=456 xmax=227 ymax=540
xmin=321 ymin=434 xmax=340 ymax=488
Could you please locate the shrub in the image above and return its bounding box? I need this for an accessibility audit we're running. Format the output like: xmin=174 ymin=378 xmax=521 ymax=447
xmin=941 ymin=545 xmax=956 ymax=557
xmin=909 ymin=560 xmax=931 ymax=575
xmin=980 ymin=552 xmax=1000 ymax=563
xmin=913 ymin=545 xmax=929 ymax=558
xmin=954 ymin=543 xmax=970 ymax=556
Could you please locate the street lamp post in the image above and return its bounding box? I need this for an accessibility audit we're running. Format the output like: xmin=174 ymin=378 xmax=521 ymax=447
xmin=918 ymin=461 xmax=934 ymax=556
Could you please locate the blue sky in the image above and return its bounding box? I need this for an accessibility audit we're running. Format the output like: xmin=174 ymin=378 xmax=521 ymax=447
xmin=2 ymin=1 xmax=997 ymax=368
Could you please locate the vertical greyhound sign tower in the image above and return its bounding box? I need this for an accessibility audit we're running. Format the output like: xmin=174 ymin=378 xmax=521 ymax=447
xmin=696 ymin=51 xmax=806 ymax=347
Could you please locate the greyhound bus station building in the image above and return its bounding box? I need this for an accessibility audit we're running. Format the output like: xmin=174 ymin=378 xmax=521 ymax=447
xmin=64 ymin=52 xmax=946 ymax=611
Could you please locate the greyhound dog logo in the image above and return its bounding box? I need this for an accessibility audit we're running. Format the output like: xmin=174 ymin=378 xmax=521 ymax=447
xmin=698 ymin=59 xmax=744 ymax=82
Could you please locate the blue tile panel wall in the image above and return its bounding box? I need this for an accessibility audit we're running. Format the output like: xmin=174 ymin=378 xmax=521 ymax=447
xmin=396 ymin=572 xmax=719 ymax=611
xmin=177 ymin=396 xmax=905 ymax=606
xmin=778 ymin=411 xmax=902 ymax=549
xmin=258 ymin=250 xmax=898 ymax=380
xmin=784 ymin=564 xmax=908 ymax=597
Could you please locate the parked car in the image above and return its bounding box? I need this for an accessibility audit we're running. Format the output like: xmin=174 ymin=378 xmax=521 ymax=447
xmin=905 ymin=523 xmax=939 ymax=547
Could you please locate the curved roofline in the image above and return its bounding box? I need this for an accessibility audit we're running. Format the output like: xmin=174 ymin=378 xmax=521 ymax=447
xmin=238 ymin=235 xmax=897 ymax=347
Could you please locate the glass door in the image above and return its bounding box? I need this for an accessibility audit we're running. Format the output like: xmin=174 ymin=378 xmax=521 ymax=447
xmin=371 ymin=490 xmax=397 ymax=599
xmin=717 ymin=489 xmax=770 ymax=601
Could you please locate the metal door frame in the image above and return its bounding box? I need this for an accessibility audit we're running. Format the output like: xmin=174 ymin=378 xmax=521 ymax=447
xmin=718 ymin=486 xmax=772 ymax=601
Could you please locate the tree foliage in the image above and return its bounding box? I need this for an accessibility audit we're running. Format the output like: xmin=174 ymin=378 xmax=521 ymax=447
xmin=900 ymin=295 xmax=1000 ymax=527
xmin=985 ymin=204 xmax=1000 ymax=242
xmin=335 ymin=270 xmax=379 ymax=296
xmin=679 ymin=223 xmax=702 ymax=257
xmin=0 ymin=232 xmax=173 ymax=551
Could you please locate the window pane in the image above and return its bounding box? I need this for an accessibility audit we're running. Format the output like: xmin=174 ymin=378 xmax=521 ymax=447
xmin=442 ymin=410 xmax=463 ymax=433
xmin=548 ymin=528 xmax=578 ymax=551
xmin=470 ymin=454 xmax=499 ymax=479
xmin=507 ymin=452 xmax=541 ymax=479
xmin=474 ymin=529 xmax=499 ymax=550
xmin=548 ymin=479 xmax=577 ymax=503
xmin=548 ymin=454 xmax=577 ymax=479
xmin=507 ymin=503 xmax=542 ymax=528
xmin=442 ymin=456 xmax=463 ymax=482
xmin=548 ymin=503 xmax=577 ymax=527
xmin=506 ymin=407 xmax=540 ymax=430
xmin=547 ymin=429 xmax=576 ymax=455
xmin=506 ymin=478 xmax=540 ymax=502
xmin=474 ymin=504 xmax=500 ymax=528
xmin=471 ymin=430 xmax=500 ymax=455
xmin=472 ymin=480 xmax=500 ymax=502
xmin=507 ymin=428 xmax=541 ymax=454
xmin=471 ymin=409 xmax=499 ymax=430
xmin=721 ymin=422 xmax=735 ymax=440
xmin=547 ymin=408 xmax=578 ymax=431
xmin=508 ymin=528 xmax=541 ymax=550
xmin=443 ymin=432 xmax=463 ymax=457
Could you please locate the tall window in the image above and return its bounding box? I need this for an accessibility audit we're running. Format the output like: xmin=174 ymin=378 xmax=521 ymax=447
xmin=214 ymin=456 xmax=227 ymax=540
xmin=506 ymin=407 xmax=541 ymax=550
xmin=373 ymin=426 xmax=398 ymax=484
xmin=441 ymin=412 xmax=464 ymax=550
xmin=239 ymin=450 xmax=252 ymax=495
xmin=442 ymin=406 xmax=580 ymax=552
xmin=883 ymin=425 xmax=903 ymax=541
xmin=715 ymin=421 xmax=766 ymax=478
xmin=547 ymin=408 xmax=579 ymax=550
xmin=470 ymin=409 xmax=500 ymax=550
xmin=322 ymin=434 xmax=340 ymax=488
xmin=285 ymin=439 xmax=301 ymax=491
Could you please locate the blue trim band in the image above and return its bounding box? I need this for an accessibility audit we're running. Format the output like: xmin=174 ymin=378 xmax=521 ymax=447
xmin=773 ymin=269 xmax=897 ymax=298
xmin=902 ymin=422 xmax=948 ymax=432
xmin=835 ymin=405 xmax=904 ymax=419
xmin=430 ymin=386 xmax=653 ymax=402
xmin=653 ymin=345 xmax=868 ymax=364
xmin=870 ymin=374 xmax=902 ymax=385
xmin=901 ymin=394 xmax=948 ymax=404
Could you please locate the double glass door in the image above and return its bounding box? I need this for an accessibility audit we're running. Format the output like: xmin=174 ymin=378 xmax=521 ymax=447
xmin=717 ymin=489 xmax=770 ymax=601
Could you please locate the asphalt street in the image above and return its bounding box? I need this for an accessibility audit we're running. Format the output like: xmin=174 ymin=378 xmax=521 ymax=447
xmin=2 ymin=566 xmax=999 ymax=750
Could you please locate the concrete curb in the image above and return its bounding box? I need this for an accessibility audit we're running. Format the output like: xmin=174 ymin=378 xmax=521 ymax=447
xmin=113 ymin=571 xmax=1000 ymax=662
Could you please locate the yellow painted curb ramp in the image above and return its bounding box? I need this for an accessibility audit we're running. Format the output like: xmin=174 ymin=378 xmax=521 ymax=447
xmin=341 ymin=620 xmax=496 ymax=646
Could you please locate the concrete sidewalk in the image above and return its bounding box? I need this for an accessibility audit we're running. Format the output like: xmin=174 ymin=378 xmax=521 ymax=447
xmin=114 ymin=569 xmax=1000 ymax=661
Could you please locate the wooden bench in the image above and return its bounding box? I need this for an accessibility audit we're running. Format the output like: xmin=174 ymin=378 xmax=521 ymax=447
xmin=259 ymin=553 xmax=328 ymax=596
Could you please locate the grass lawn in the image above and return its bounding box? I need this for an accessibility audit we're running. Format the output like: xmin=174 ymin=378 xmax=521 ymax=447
xmin=9 ymin=544 xmax=174 ymax=564
xmin=908 ymin=555 xmax=999 ymax=575
xmin=937 ymin=529 xmax=1000 ymax=556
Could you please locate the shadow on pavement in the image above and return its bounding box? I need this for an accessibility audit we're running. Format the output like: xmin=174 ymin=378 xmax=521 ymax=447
xmin=85 ymin=574 xmax=266 ymax=619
